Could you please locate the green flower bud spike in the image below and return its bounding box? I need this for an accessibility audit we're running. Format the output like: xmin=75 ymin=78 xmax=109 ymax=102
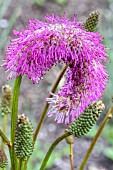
xmin=14 ymin=114 xmax=34 ymax=160
xmin=84 ymin=11 xmax=100 ymax=32
xmin=0 ymin=147 xmax=8 ymax=168
xmin=69 ymin=101 xmax=105 ymax=138
xmin=1 ymin=85 xmax=12 ymax=116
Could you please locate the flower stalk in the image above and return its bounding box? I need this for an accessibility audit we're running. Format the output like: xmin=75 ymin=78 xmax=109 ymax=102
xmin=69 ymin=143 xmax=74 ymax=170
xmin=20 ymin=159 xmax=25 ymax=170
xmin=10 ymin=76 xmax=22 ymax=170
xmin=0 ymin=130 xmax=11 ymax=147
xmin=40 ymin=131 xmax=71 ymax=170
xmin=1 ymin=115 xmax=8 ymax=149
xmin=79 ymin=106 xmax=113 ymax=170
xmin=65 ymin=135 xmax=74 ymax=170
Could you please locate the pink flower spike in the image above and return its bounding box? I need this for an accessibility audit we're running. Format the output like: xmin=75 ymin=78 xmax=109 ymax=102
xmin=2 ymin=13 xmax=109 ymax=124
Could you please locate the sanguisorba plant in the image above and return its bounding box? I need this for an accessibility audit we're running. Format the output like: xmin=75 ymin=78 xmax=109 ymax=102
xmin=0 ymin=11 xmax=112 ymax=170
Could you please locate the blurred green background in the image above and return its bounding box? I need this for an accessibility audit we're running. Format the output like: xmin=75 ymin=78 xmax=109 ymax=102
xmin=0 ymin=0 xmax=113 ymax=169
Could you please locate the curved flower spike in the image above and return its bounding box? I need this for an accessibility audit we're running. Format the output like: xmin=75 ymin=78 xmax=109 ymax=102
xmin=2 ymin=13 xmax=108 ymax=83
xmin=2 ymin=13 xmax=108 ymax=124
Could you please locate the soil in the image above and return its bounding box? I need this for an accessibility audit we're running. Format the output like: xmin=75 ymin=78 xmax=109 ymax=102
xmin=0 ymin=0 xmax=113 ymax=169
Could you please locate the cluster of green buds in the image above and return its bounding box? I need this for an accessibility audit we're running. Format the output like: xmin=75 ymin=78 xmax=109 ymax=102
xmin=1 ymin=85 xmax=12 ymax=116
xmin=84 ymin=11 xmax=100 ymax=32
xmin=0 ymin=148 xmax=8 ymax=168
xmin=14 ymin=114 xmax=34 ymax=160
xmin=69 ymin=101 xmax=105 ymax=138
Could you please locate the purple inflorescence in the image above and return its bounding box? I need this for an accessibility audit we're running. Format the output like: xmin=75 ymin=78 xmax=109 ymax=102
xmin=2 ymin=13 xmax=108 ymax=124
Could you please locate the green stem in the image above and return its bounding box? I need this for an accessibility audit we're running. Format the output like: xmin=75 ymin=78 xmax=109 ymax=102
xmin=1 ymin=114 xmax=8 ymax=149
xmin=79 ymin=106 xmax=113 ymax=170
xmin=69 ymin=144 xmax=74 ymax=170
xmin=33 ymin=64 xmax=68 ymax=142
xmin=16 ymin=159 xmax=20 ymax=170
xmin=24 ymin=162 xmax=27 ymax=170
xmin=20 ymin=159 xmax=25 ymax=170
xmin=10 ymin=76 xmax=22 ymax=170
xmin=0 ymin=129 xmax=11 ymax=147
xmin=40 ymin=131 xmax=70 ymax=170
